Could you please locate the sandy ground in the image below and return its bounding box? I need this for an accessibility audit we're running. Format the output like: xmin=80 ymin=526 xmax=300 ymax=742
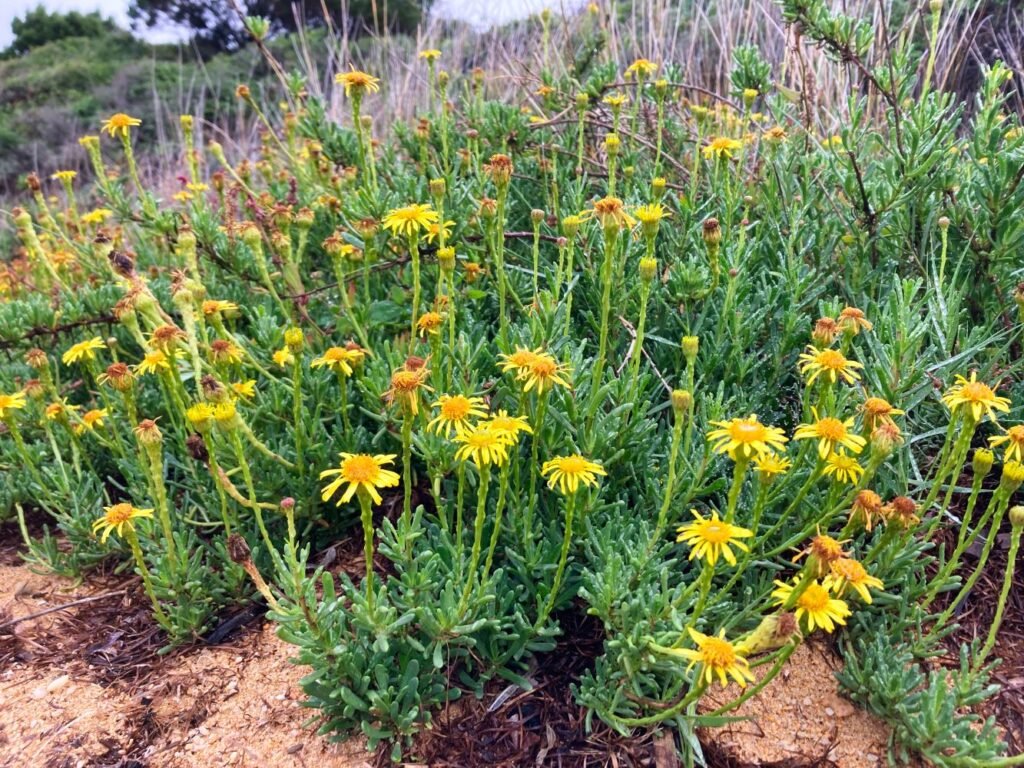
xmin=0 ymin=557 xmax=903 ymax=767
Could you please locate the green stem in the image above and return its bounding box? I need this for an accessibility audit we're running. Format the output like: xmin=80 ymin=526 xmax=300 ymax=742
xmin=125 ymin=527 xmax=170 ymax=626
xmin=458 ymin=464 xmax=491 ymax=611
xmin=975 ymin=523 xmax=1021 ymax=670
xmin=537 ymin=491 xmax=577 ymax=627
xmin=358 ymin=490 xmax=377 ymax=616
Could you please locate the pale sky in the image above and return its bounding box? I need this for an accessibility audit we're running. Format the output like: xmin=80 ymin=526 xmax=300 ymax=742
xmin=0 ymin=0 xmax=185 ymax=48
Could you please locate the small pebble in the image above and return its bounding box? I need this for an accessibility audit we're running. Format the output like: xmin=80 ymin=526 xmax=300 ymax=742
xmin=825 ymin=706 xmax=835 ymax=716
xmin=286 ymin=743 xmax=304 ymax=754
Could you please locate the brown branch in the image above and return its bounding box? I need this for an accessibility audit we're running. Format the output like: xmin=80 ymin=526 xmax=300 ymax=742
xmin=0 ymin=314 xmax=116 ymax=352
xmin=0 ymin=590 xmax=126 ymax=631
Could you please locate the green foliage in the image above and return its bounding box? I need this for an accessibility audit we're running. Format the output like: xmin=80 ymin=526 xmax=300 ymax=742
xmin=2 ymin=6 xmax=118 ymax=58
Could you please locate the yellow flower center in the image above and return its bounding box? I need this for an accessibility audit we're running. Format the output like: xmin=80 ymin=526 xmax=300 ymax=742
xmin=797 ymin=583 xmax=830 ymax=612
xmin=440 ymin=397 xmax=471 ymax=420
xmin=816 ymin=417 xmax=847 ymax=440
xmin=465 ymin=431 xmax=500 ymax=448
xmin=105 ymin=503 xmax=134 ymax=524
xmin=832 ymin=558 xmax=867 ymax=582
xmin=863 ymin=397 xmax=892 ymax=415
xmin=962 ymin=381 xmax=996 ymax=402
xmin=730 ymin=419 xmax=766 ymax=443
xmin=700 ymin=636 xmax=738 ymax=669
xmin=392 ymin=371 xmax=422 ymax=391
xmin=698 ymin=521 xmax=733 ymax=544
xmin=816 ymin=349 xmax=848 ymax=370
xmin=1008 ymin=426 xmax=1024 ymax=444
xmin=557 ymin=456 xmax=589 ymax=475
xmin=342 ymin=455 xmax=379 ymax=484
xmin=531 ymin=358 xmax=557 ymax=377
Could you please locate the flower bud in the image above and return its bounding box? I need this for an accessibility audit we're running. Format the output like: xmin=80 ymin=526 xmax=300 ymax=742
xmin=531 ymin=208 xmax=545 ymax=225
xmin=1010 ymin=506 xmax=1024 ymax=529
xmin=284 ymin=327 xmax=304 ymax=353
xmin=295 ymin=207 xmax=315 ymax=230
xmin=1000 ymin=461 xmax=1024 ymax=494
xmin=651 ymin=177 xmax=666 ymax=199
xmin=429 ymin=177 xmax=446 ymax=198
xmin=681 ymin=335 xmax=699 ymax=364
xmin=938 ymin=215 xmax=950 ymax=231
xmin=702 ymin=217 xmax=722 ymax=249
xmin=671 ymin=389 xmax=692 ymax=417
xmin=575 ymin=92 xmax=589 ymax=111
xmin=639 ymin=256 xmax=658 ymax=284
xmin=973 ymin=448 xmax=995 ymax=478
xmin=135 ymin=419 xmax=163 ymax=446
xmin=930 ymin=0 xmax=942 ymax=13
xmin=25 ymin=348 xmax=49 ymax=370
xmin=604 ymin=133 xmax=621 ymax=156
xmin=437 ymin=246 xmax=456 ymax=274
xmin=561 ymin=215 xmax=581 ymax=239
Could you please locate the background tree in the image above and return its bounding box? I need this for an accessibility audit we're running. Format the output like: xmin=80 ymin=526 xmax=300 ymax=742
xmin=127 ymin=0 xmax=427 ymax=53
xmin=2 ymin=6 xmax=119 ymax=58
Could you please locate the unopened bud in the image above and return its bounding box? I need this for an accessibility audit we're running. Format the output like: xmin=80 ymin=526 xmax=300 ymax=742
xmin=681 ymin=335 xmax=699 ymax=364
xmin=671 ymin=389 xmax=692 ymax=416
xmin=639 ymin=256 xmax=658 ymax=283
xmin=973 ymin=448 xmax=995 ymax=478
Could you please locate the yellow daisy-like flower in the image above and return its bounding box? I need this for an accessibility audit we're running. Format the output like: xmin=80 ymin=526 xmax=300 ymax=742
xmin=771 ymin=578 xmax=851 ymax=633
xmin=752 ymin=452 xmax=791 ymax=480
xmin=850 ymin=489 xmax=885 ymax=532
xmin=186 ymin=402 xmax=216 ymax=431
xmin=676 ymin=508 xmax=753 ymax=566
xmin=135 ymin=350 xmax=173 ymax=376
xmin=423 ymin=219 xmax=454 ymax=245
xmin=418 ymin=48 xmax=442 ymax=61
xmin=384 ymin=363 xmax=433 ymax=415
xmin=101 ymin=113 xmax=142 ymax=138
xmin=92 ymin=502 xmax=153 ymax=543
xmin=272 ymin=348 xmax=294 ymax=368
xmin=382 ymin=203 xmax=439 ymax=239
xmin=453 ymin=425 xmax=511 ymax=469
xmin=209 ymin=339 xmax=244 ymax=365
xmin=624 ymin=58 xmax=658 ymax=79
xmin=990 ymin=424 xmax=1024 ymax=463
xmin=602 ymin=93 xmax=628 ymax=108
xmin=793 ymin=408 xmax=866 ymax=459
xmin=320 ymin=453 xmax=400 ymax=506
xmin=706 ymin=414 xmax=789 ymax=461
xmin=45 ymin=400 xmax=80 ymax=421
xmin=310 ymin=346 xmax=367 ymax=377
xmin=486 ymin=410 xmax=534 ymax=441
xmin=202 ymin=299 xmax=240 ymax=316
xmin=861 ymin=396 xmax=904 ymax=432
xmin=231 ymin=380 xmax=257 ymax=399
xmin=75 ymin=408 xmax=109 ymax=434
xmin=0 ymin=391 xmax=27 ymax=419
xmin=825 ymin=558 xmax=884 ymax=604
xmin=416 ymin=311 xmax=445 ymax=337
xmin=798 ymin=345 xmax=864 ymax=386
xmin=541 ymin=454 xmax=606 ymax=495
xmin=837 ymin=306 xmax=873 ymax=334
xmin=428 ymin=394 xmax=488 ymax=438
xmin=498 ymin=346 xmax=541 ymax=376
xmin=335 ymin=68 xmax=381 ymax=98
xmin=581 ymin=195 xmax=637 ymax=232
xmin=702 ymin=136 xmax=744 ymax=159
xmin=81 ymin=208 xmax=113 ymax=225
xmin=61 ymin=336 xmax=106 ymax=366
xmin=942 ymin=371 xmax=1011 ymax=424
xmin=633 ymin=202 xmax=669 ymax=226
xmin=52 ymin=170 xmax=77 ymax=182
xmin=822 ymin=451 xmax=864 ymax=485
xmin=520 ymin=352 xmax=571 ymax=394
xmin=664 ymin=627 xmax=755 ymax=689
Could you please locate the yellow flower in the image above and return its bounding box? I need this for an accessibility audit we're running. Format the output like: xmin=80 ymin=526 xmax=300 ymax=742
xmin=602 ymin=93 xmax=628 ymax=108
xmin=320 ymin=453 xmax=400 ymax=506
xmin=763 ymin=125 xmax=787 ymax=143
xmin=92 ymin=502 xmax=154 ymax=543
xmin=428 ymin=394 xmax=488 ymax=438
xmin=850 ymin=489 xmax=885 ymax=532
xmin=272 ymin=348 xmax=294 ymax=368
xmin=486 ymin=410 xmax=534 ymax=440
xmin=135 ymin=350 xmax=173 ymax=376
xmin=581 ymin=196 xmax=637 ymax=231
xmin=837 ymin=306 xmax=873 ymax=334
xmin=0 ymin=391 xmax=27 ymax=419
xmin=453 ymin=425 xmax=511 ymax=469
xmin=798 ymin=345 xmax=864 ymax=386
xmin=541 ymin=454 xmax=606 ymax=495
xmin=61 ymin=337 xmax=106 ymax=366
xmin=418 ymin=48 xmax=442 ymax=61
xmin=202 ymin=299 xmax=240 ymax=316
xmin=231 ymin=380 xmax=257 ymax=399
xmin=793 ymin=408 xmax=866 ymax=459
xmin=101 ymin=113 xmax=142 ymax=138
xmin=664 ymin=628 xmax=755 ymax=689
xmin=752 ymin=452 xmax=791 ymax=480
xmin=384 ymin=362 xmax=433 ymax=415
xmin=335 ymin=68 xmax=381 ymax=98
xmin=52 ymin=170 xmax=77 ymax=182
xmin=498 ymin=346 xmax=541 ymax=376
xmin=822 ymin=451 xmax=864 ymax=485
xmin=186 ymin=403 xmax=216 ymax=431
xmin=310 ymin=346 xmax=367 ymax=376
xmin=624 ymin=58 xmax=658 ymax=79
xmin=861 ymin=396 xmax=904 ymax=432
xmin=519 ymin=352 xmax=571 ymax=394
xmin=676 ymin=508 xmax=753 ymax=566
xmin=771 ymin=578 xmax=851 ymax=633
xmin=45 ymin=400 xmax=80 ymax=421
xmin=990 ymin=424 xmax=1024 ymax=463
xmin=942 ymin=371 xmax=1011 ymax=423
xmin=382 ymin=203 xmax=439 ymax=239
xmin=825 ymin=558 xmax=884 ymax=604
xmin=423 ymin=219 xmax=454 ymax=245
xmin=75 ymin=408 xmax=109 ymax=434
xmin=702 ymin=136 xmax=744 ymax=159
xmin=209 ymin=339 xmax=244 ymax=365
xmin=416 ymin=311 xmax=445 ymax=337
xmin=81 ymin=208 xmax=113 ymax=225
xmin=707 ymin=414 xmax=789 ymax=461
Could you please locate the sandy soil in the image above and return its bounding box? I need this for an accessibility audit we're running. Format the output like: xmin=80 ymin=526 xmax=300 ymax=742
xmin=0 ymin=557 xmax=903 ymax=768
